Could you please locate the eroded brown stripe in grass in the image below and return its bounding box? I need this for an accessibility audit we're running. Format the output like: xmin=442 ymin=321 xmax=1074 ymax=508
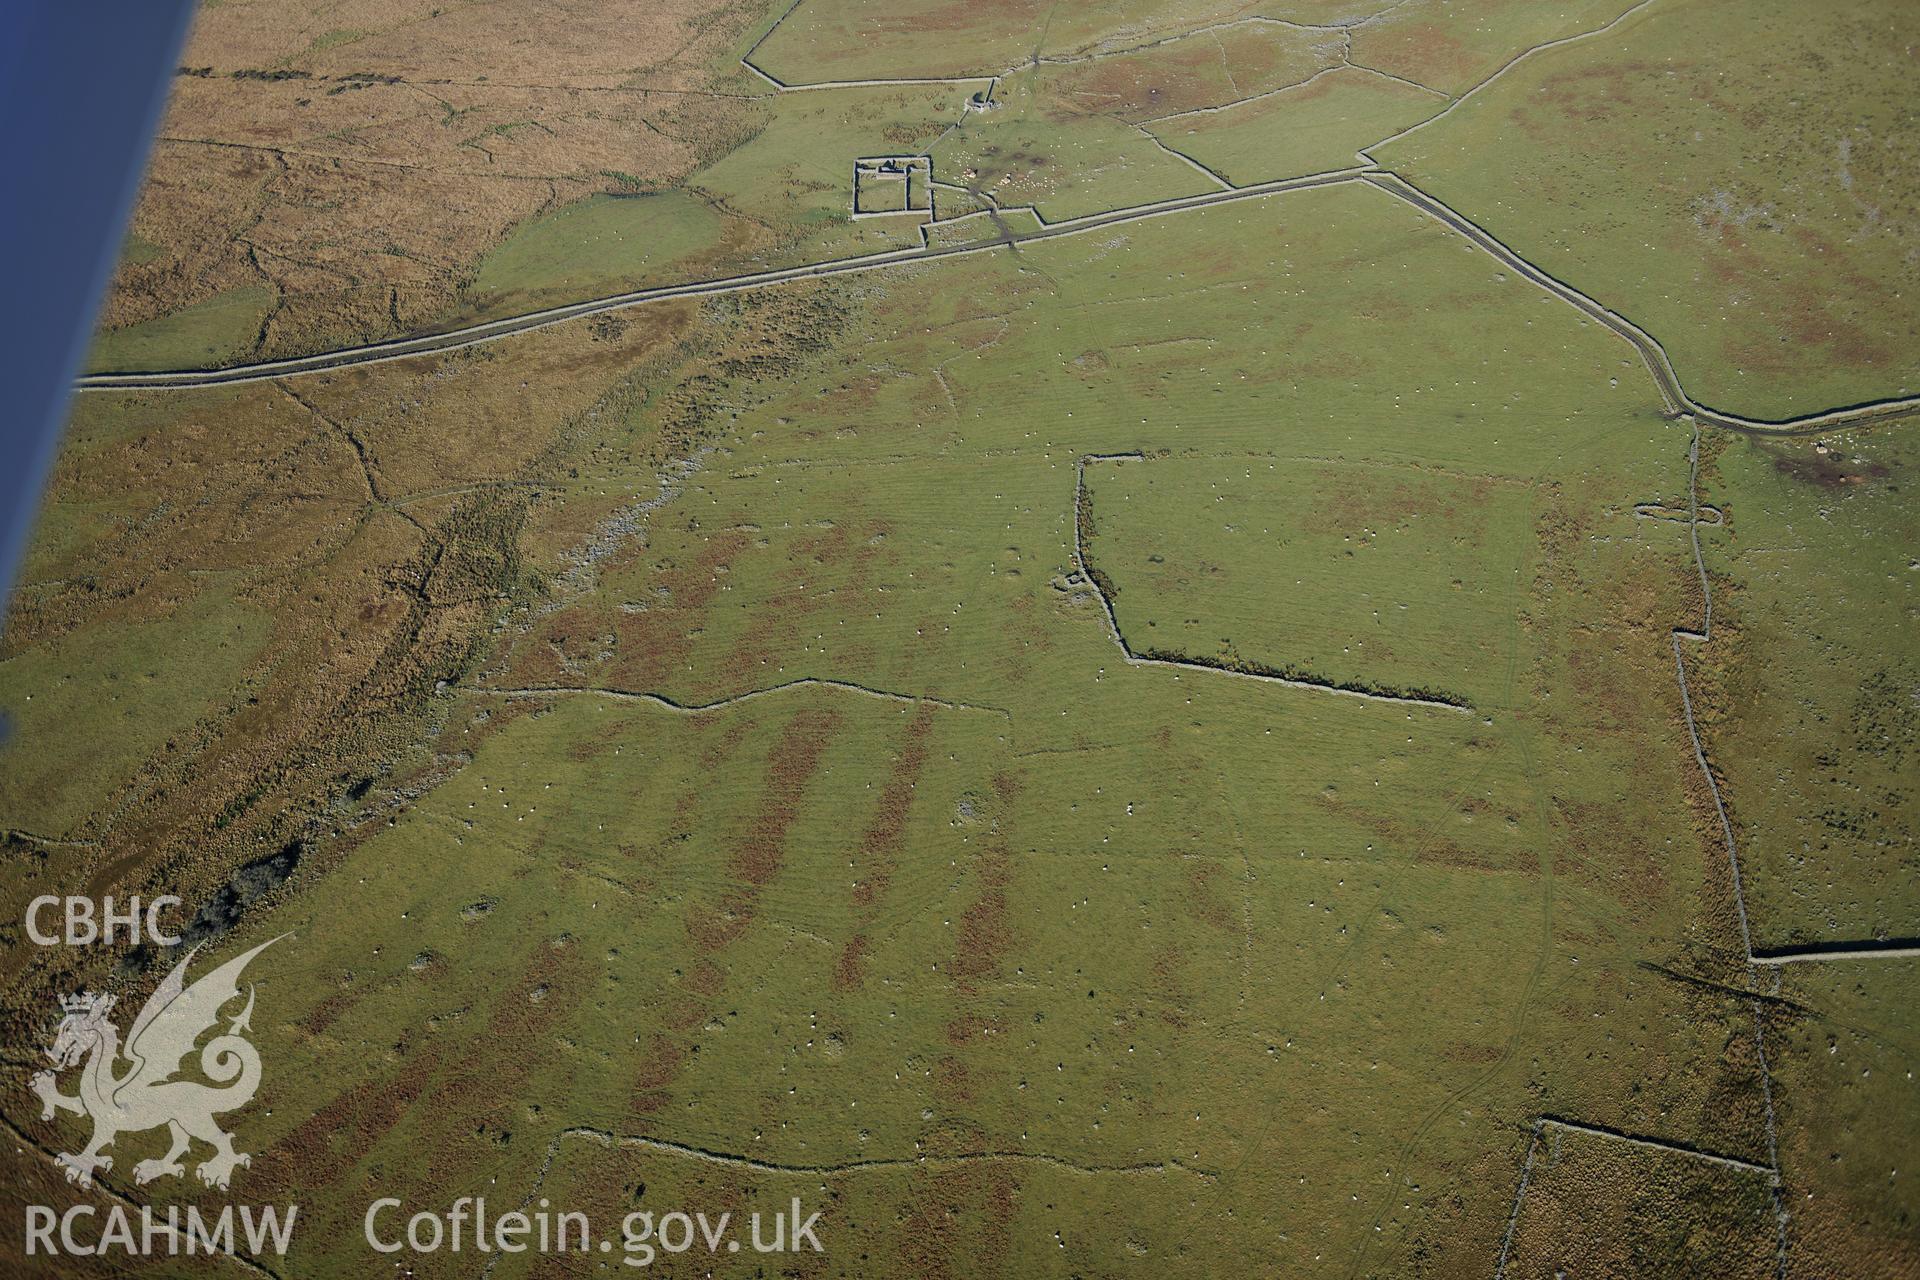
xmin=632 ymin=705 xmax=841 ymax=1116
xmin=835 ymin=702 xmax=937 ymax=991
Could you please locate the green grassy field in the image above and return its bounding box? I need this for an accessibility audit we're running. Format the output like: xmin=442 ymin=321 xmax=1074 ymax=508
xmin=1769 ymin=964 xmax=1920 ymax=1279
xmin=1690 ymin=426 xmax=1918 ymax=949
xmin=459 ymin=83 xmax=963 ymax=322
xmin=99 ymin=181 xmax=1792 ymax=1277
xmin=89 ymin=284 xmax=273 ymax=373
xmin=1038 ymin=20 xmax=1342 ymax=123
xmin=1152 ymin=66 xmax=1442 ymax=186
xmin=7 ymin=1 xmax=1916 ymax=1276
xmin=0 ymin=588 xmax=270 ymax=837
xmin=1083 ymin=454 xmax=1538 ymax=707
xmin=931 ymin=107 xmax=1215 ymax=220
xmin=1347 ymin=0 xmax=1645 ymax=96
xmin=1374 ymin=0 xmax=1920 ymax=420
xmin=468 ymin=191 xmax=731 ymax=312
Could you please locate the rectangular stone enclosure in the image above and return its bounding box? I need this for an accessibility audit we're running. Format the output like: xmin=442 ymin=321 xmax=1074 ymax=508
xmin=852 ymin=156 xmax=933 ymax=219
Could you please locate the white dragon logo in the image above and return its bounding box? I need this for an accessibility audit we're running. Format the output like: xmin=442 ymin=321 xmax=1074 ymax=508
xmin=31 ymin=936 xmax=282 ymax=1191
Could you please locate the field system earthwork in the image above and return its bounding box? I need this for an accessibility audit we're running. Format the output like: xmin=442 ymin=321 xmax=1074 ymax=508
xmin=2 ymin=0 xmax=1917 ymax=1277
